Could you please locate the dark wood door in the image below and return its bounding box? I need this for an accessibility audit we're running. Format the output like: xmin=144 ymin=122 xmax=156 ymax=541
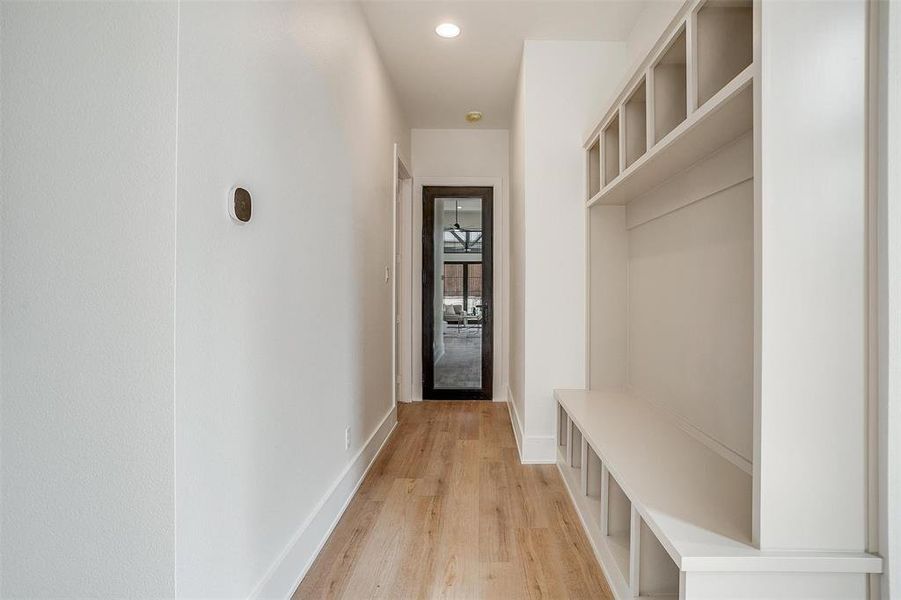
xmin=422 ymin=186 xmax=493 ymax=400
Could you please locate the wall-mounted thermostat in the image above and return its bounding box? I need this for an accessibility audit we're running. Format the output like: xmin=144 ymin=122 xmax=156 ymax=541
xmin=228 ymin=186 xmax=252 ymax=224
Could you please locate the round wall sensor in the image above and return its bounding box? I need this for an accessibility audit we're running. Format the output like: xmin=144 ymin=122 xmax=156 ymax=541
xmin=228 ymin=186 xmax=252 ymax=223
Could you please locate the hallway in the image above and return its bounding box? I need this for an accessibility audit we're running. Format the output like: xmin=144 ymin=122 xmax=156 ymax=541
xmin=2 ymin=2 xmax=893 ymax=597
xmin=295 ymin=402 xmax=611 ymax=599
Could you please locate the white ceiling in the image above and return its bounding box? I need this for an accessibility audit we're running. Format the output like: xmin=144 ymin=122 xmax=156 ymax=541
xmin=361 ymin=1 xmax=647 ymax=129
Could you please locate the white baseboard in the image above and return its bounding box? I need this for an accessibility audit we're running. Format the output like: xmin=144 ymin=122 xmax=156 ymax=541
xmin=250 ymin=406 xmax=399 ymax=599
xmin=506 ymin=386 xmax=524 ymax=456
xmin=506 ymin=386 xmax=556 ymax=465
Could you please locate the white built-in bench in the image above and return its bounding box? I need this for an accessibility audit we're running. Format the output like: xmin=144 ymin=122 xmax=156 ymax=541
xmin=555 ymin=389 xmax=881 ymax=599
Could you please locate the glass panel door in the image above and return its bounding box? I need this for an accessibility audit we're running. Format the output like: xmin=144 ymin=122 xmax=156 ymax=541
xmin=422 ymin=187 xmax=493 ymax=400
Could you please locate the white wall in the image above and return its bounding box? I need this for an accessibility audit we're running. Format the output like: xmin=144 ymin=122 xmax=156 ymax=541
xmin=410 ymin=129 xmax=509 ymax=401
xmin=625 ymin=0 xmax=683 ymax=72
xmin=175 ymin=2 xmax=408 ymax=597
xmin=0 ymin=2 xmax=178 ymax=596
xmin=588 ymin=207 xmax=628 ymax=392
xmin=509 ymin=41 xmax=627 ymax=462
xmin=628 ymin=180 xmax=754 ymax=462
xmin=2 ymin=2 xmax=408 ymax=597
xmin=413 ymin=129 xmax=509 ymax=177
xmin=509 ymin=64 xmax=527 ymax=432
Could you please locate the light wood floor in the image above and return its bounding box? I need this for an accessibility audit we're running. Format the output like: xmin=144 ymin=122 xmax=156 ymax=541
xmin=294 ymin=401 xmax=613 ymax=600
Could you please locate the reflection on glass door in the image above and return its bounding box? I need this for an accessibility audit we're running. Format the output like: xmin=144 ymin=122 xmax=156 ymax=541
xmin=438 ymin=261 xmax=482 ymax=389
xmin=422 ymin=187 xmax=493 ymax=400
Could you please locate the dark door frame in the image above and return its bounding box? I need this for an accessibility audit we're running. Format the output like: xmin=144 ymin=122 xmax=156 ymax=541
xmin=422 ymin=186 xmax=493 ymax=400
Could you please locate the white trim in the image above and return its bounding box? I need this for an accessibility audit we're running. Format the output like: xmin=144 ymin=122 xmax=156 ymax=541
xmin=392 ymin=144 xmax=413 ymax=405
xmin=877 ymin=1 xmax=901 ymax=596
xmin=507 ymin=386 xmax=524 ymax=458
xmin=412 ymin=175 xmax=508 ymax=404
xmin=507 ymin=386 xmax=556 ymax=464
xmin=250 ymin=406 xmax=398 ymax=600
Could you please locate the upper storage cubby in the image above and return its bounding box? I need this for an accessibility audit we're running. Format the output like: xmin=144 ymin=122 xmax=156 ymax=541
xmin=584 ymin=5 xmax=753 ymax=208
xmin=696 ymin=0 xmax=753 ymax=106
xmin=587 ymin=138 xmax=601 ymax=200
xmin=652 ymin=27 xmax=687 ymax=143
xmin=602 ymin=115 xmax=620 ymax=185
xmin=624 ymin=79 xmax=648 ymax=168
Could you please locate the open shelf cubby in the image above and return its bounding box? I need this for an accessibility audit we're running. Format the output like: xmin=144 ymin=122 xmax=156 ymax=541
xmin=624 ymin=79 xmax=648 ymax=168
xmin=582 ymin=442 xmax=603 ymax=522
xmin=588 ymin=138 xmax=601 ymax=199
xmin=602 ymin=115 xmax=620 ymax=185
xmin=606 ymin=472 xmax=632 ymax=581
xmin=558 ymin=402 xmax=568 ymax=451
xmin=696 ymin=0 xmax=753 ymax=107
xmin=570 ymin=422 xmax=583 ymax=469
xmin=637 ymin=518 xmax=679 ymax=599
xmin=652 ymin=27 xmax=687 ymax=143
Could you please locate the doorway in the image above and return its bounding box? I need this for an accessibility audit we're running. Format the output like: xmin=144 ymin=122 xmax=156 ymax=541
xmin=393 ymin=145 xmax=412 ymax=405
xmin=422 ymin=186 xmax=493 ymax=400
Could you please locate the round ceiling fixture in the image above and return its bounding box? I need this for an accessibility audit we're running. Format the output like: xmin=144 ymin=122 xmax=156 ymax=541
xmin=465 ymin=111 xmax=483 ymax=123
xmin=435 ymin=23 xmax=461 ymax=38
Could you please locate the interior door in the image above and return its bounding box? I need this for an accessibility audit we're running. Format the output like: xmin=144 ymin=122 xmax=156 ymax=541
xmin=422 ymin=186 xmax=493 ymax=400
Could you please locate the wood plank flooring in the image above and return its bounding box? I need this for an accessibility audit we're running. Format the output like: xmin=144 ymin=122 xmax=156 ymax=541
xmin=294 ymin=402 xmax=613 ymax=600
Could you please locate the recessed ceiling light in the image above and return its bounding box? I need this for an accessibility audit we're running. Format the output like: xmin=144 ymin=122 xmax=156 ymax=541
xmin=435 ymin=23 xmax=461 ymax=38
xmin=465 ymin=111 xmax=483 ymax=123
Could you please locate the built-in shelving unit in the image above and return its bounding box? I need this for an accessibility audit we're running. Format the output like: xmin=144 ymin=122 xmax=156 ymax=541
xmin=569 ymin=0 xmax=881 ymax=597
